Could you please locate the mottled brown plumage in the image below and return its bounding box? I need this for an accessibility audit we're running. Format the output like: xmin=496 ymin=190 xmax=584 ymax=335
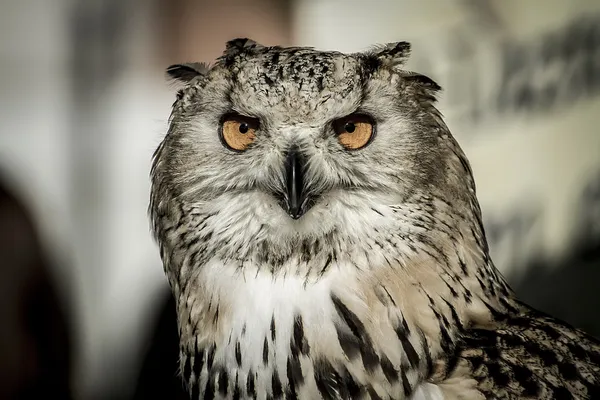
xmin=149 ymin=38 xmax=600 ymax=399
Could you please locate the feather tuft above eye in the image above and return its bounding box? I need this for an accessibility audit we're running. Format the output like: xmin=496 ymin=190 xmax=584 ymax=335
xmin=402 ymin=71 xmax=442 ymax=92
xmin=370 ymin=41 xmax=412 ymax=69
xmin=222 ymin=38 xmax=265 ymax=58
xmin=165 ymin=62 xmax=210 ymax=84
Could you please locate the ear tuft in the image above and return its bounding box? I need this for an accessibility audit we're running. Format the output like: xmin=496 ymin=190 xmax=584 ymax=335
xmin=403 ymin=72 xmax=442 ymax=92
xmin=223 ymin=38 xmax=265 ymax=57
xmin=165 ymin=62 xmax=209 ymax=84
xmin=371 ymin=41 xmax=411 ymax=69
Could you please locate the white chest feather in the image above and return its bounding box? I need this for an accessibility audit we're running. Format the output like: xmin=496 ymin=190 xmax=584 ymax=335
xmin=409 ymin=383 xmax=445 ymax=400
xmin=178 ymin=257 xmax=446 ymax=399
xmin=196 ymin=259 xmax=347 ymax=371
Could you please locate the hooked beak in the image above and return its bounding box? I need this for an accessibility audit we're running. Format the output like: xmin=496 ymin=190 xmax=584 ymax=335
xmin=283 ymin=147 xmax=309 ymax=219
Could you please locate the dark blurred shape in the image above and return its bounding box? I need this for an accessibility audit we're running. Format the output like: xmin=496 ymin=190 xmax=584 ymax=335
xmin=513 ymin=239 xmax=600 ymax=339
xmin=132 ymin=292 xmax=187 ymax=400
xmin=0 ymin=177 xmax=73 ymax=399
xmin=514 ymin=169 xmax=600 ymax=339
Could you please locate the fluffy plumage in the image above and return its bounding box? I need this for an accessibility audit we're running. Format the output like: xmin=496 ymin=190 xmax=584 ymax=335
xmin=149 ymin=38 xmax=600 ymax=399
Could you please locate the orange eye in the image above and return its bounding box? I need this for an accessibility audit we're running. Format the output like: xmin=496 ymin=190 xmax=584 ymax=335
xmin=220 ymin=114 xmax=259 ymax=151
xmin=333 ymin=114 xmax=375 ymax=150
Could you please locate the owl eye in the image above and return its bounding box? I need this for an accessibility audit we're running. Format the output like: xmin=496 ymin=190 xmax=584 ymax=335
xmin=220 ymin=114 xmax=260 ymax=151
xmin=333 ymin=114 xmax=375 ymax=150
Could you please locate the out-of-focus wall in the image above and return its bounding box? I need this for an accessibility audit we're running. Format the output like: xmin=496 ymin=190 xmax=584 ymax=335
xmin=158 ymin=0 xmax=292 ymax=62
xmin=0 ymin=0 xmax=72 ymax=276
xmin=293 ymin=0 xmax=600 ymax=278
xmin=1 ymin=0 xmax=173 ymax=397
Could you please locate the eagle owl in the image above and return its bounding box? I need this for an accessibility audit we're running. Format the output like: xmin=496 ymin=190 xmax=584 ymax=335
xmin=150 ymin=39 xmax=600 ymax=399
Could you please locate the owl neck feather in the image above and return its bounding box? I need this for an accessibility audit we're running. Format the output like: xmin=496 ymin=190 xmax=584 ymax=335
xmin=156 ymin=193 xmax=514 ymax=399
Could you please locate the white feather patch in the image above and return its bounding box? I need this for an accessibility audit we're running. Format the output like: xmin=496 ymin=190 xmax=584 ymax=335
xmin=410 ymin=382 xmax=445 ymax=400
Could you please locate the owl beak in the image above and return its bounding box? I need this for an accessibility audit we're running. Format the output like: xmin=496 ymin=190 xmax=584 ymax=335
xmin=284 ymin=147 xmax=308 ymax=219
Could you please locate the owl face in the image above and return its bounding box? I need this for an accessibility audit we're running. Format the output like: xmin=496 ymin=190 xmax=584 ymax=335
xmin=153 ymin=39 xmax=462 ymax=247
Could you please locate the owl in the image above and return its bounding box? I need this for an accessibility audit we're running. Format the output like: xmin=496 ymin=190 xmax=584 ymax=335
xmin=149 ymin=38 xmax=600 ymax=399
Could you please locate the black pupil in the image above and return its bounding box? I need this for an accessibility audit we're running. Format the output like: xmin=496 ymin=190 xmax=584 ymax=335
xmin=239 ymin=123 xmax=249 ymax=134
xmin=344 ymin=122 xmax=356 ymax=133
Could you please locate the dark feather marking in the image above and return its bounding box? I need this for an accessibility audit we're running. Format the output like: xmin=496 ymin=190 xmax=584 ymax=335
xmin=319 ymin=253 xmax=333 ymax=276
xmin=417 ymin=328 xmax=433 ymax=376
xmin=371 ymin=207 xmax=384 ymax=216
xmin=511 ymin=363 xmax=540 ymax=397
xmin=486 ymin=361 xmax=510 ymax=387
xmin=194 ymin=350 xmax=205 ymax=384
xmin=340 ymin=367 xmax=363 ymax=399
xmin=233 ymin=380 xmax=241 ymax=400
xmin=263 ymin=337 xmax=269 ymax=365
xmin=191 ymin=382 xmax=199 ymax=399
xmin=360 ymin=345 xmax=379 ymax=372
xmin=437 ymin=318 xmax=453 ymax=354
xmin=444 ymin=351 xmax=460 ymax=380
xmin=363 ymin=55 xmax=382 ymax=76
xmin=442 ymin=298 xmax=463 ymax=330
xmin=394 ymin=320 xmax=420 ymax=368
xmin=589 ymin=348 xmax=600 ymax=366
xmin=270 ymin=314 xmax=276 ymax=341
xmin=235 ymin=341 xmax=242 ymax=367
xmin=334 ymin=325 xmax=361 ymax=359
xmin=286 ymin=356 xmax=303 ymax=399
xmin=331 ymin=294 xmax=379 ymax=371
xmin=463 ymin=288 xmax=473 ymax=304
xmin=291 ymin=314 xmax=310 ymax=356
xmin=467 ymin=354 xmax=485 ymax=372
xmin=400 ymin=369 xmax=411 ymax=397
xmin=183 ymin=356 xmax=192 ymax=382
xmin=187 ymin=311 xmax=193 ymax=332
xmin=271 ymin=369 xmax=283 ymax=399
xmin=284 ymin=388 xmax=298 ymax=400
xmin=557 ymin=361 xmax=578 ymax=381
xmin=368 ymin=385 xmax=383 ymax=400
xmin=205 ymin=373 xmax=216 ymax=400
xmin=206 ymin=344 xmax=216 ymax=370
xmin=382 ymin=286 xmax=397 ymax=306
xmin=566 ymin=342 xmax=587 ymax=360
xmin=218 ymin=368 xmax=229 ymax=396
xmin=443 ymin=279 xmax=459 ymax=298
xmin=380 ymin=354 xmax=398 ymax=383
xmin=246 ymin=371 xmax=256 ymax=399
xmin=313 ymin=359 xmax=345 ymax=400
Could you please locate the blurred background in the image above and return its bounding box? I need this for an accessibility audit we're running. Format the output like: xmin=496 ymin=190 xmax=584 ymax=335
xmin=0 ymin=0 xmax=599 ymax=398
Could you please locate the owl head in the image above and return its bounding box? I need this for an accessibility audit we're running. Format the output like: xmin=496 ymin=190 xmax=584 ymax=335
xmin=150 ymin=38 xmax=478 ymax=271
